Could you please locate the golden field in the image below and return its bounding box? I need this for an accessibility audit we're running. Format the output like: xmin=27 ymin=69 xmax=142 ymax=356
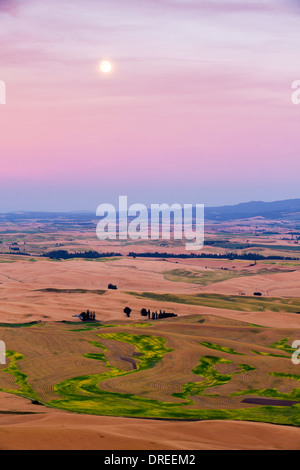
xmin=0 ymin=216 xmax=300 ymax=449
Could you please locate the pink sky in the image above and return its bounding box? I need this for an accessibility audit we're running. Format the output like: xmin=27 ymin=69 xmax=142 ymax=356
xmin=0 ymin=0 xmax=300 ymax=211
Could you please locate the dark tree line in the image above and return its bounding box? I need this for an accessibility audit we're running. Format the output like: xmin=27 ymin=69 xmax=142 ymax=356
xmin=0 ymin=251 xmax=31 ymax=256
xmin=128 ymin=252 xmax=300 ymax=261
xmin=44 ymin=250 xmax=122 ymax=260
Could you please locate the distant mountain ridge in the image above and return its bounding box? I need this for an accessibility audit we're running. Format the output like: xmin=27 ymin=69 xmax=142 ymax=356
xmin=1 ymin=198 xmax=300 ymax=222
xmin=205 ymin=199 xmax=300 ymax=221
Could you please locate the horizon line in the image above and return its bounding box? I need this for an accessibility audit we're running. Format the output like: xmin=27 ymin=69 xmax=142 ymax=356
xmin=0 ymin=197 xmax=299 ymax=215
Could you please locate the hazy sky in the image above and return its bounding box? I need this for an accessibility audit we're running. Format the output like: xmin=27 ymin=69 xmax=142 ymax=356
xmin=0 ymin=0 xmax=300 ymax=211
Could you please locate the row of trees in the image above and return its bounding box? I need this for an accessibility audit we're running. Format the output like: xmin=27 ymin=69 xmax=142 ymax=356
xmin=122 ymin=307 xmax=177 ymax=320
xmin=141 ymin=308 xmax=177 ymax=320
xmin=128 ymin=251 xmax=300 ymax=261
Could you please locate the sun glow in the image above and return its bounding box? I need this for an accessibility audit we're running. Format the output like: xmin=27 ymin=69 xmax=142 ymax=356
xmin=100 ymin=60 xmax=112 ymax=74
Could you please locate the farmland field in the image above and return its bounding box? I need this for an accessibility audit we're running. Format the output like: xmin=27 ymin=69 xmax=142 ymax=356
xmin=0 ymin=213 xmax=300 ymax=449
xmin=1 ymin=315 xmax=300 ymax=427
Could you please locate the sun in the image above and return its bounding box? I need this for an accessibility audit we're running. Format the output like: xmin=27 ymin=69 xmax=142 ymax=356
xmin=100 ymin=60 xmax=113 ymax=74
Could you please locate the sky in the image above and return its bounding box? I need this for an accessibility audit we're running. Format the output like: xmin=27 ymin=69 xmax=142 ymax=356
xmin=0 ymin=0 xmax=300 ymax=211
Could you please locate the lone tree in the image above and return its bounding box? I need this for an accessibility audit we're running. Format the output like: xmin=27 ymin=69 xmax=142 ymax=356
xmin=124 ymin=306 xmax=132 ymax=318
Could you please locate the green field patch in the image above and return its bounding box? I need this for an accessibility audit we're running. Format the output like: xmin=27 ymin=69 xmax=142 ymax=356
xmin=69 ymin=323 xmax=152 ymax=332
xmin=271 ymin=372 xmax=300 ymax=382
xmin=46 ymin=344 xmax=300 ymax=426
xmin=174 ymin=357 xmax=255 ymax=403
xmin=2 ymin=343 xmax=298 ymax=425
xmin=68 ymin=323 xmax=104 ymax=331
xmin=173 ymin=356 xmax=235 ymax=403
xmin=163 ymin=267 xmax=292 ymax=287
xmin=46 ymin=333 xmax=182 ymax=418
xmin=199 ymin=342 xmax=245 ymax=355
xmin=128 ymin=292 xmax=300 ymax=313
xmin=69 ymin=326 xmax=102 ymax=332
xmin=83 ymin=353 xmax=106 ymax=362
xmin=232 ymin=388 xmax=300 ymax=401
xmin=96 ymin=332 xmax=173 ymax=370
xmin=36 ymin=288 xmax=106 ymax=295
xmin=270 ymin=338 xmax=295 ymax=355
xmin=0 ymin=351 xmax=40 ymax=402
xmin=86 ymin=257 xmax=122 ymax=263
xmin=250 ymin=350 xmax=290 ymax=359
xmin=263 ymin=261 xmax=300 ymax=266
xmin=163 ymin=269 xmax=243 ymax=286
xmin=0 ymin=321 xmax=41 ymax=329
xmin=232 ymin=371 xmax=300 ymax=401
xmin=239 ymin=364 xmax=256 ymax=372
xmin=1 ymin=329 xmax=298 ymax=425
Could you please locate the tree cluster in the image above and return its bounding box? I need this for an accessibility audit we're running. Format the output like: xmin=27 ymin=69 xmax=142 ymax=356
xmin=79 ymin=310 xmax=96 ymax=322
xmin=140 ymin=308 xmax=177 ymax=320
